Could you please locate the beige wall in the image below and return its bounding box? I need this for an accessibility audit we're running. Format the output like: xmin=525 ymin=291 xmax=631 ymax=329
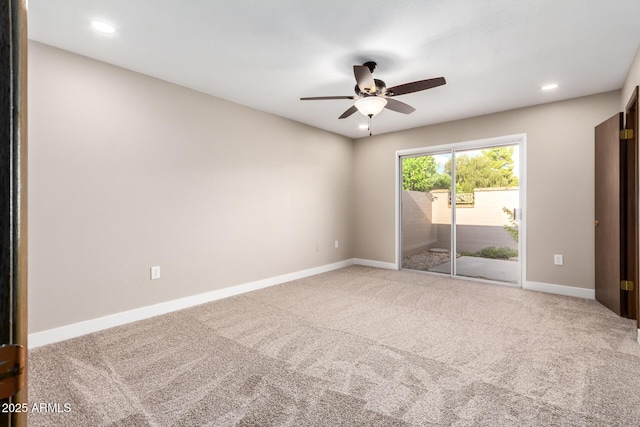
xmin=28 ymin=42 xmax=354 ymax=333
xmin=353 ymin=91 xmax=620 ymax=289
xmin=622 ymin=43 xmax=640 ymax=111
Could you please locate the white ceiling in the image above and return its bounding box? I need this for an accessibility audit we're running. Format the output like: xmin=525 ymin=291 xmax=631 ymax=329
xmin=28 ymin=0 xmax=640 ymax=139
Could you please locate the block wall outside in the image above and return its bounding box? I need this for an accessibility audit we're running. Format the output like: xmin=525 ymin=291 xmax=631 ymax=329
xmin=402 ymin=188 xmax=519 ymax=255
xmin=401 ymin=191 xmax=437 ymax=254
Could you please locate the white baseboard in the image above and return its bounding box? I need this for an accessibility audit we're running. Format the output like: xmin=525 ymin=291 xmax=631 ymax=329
xmin=30 ymin=260 xmax=596 ymax=348
xmin=29 ymin=259 xmax=356 ymax=349
xmin=637 ymin=329 xmax=640 ymax=346
xmin=523 ymin=280 xmax=595 ymax=300
xmin=353 ymin=258 xmax=398 ymax=270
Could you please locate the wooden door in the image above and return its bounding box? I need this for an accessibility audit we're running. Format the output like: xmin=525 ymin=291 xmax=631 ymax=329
xmin=595 ymin=113 xmax=624 ymax=315
xmin=0 ymin=1 xmax=28 ymax=426
xmin=595 ymin=103 xmax=638 ymax=320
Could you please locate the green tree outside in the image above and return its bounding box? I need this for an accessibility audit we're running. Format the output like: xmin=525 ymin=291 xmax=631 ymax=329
xmin=402 ymin=147 xmax=518 ymax=193
xmin=402 ymin=156 xmax=451 ymax=192
xmin=445 ymin=147 xmax=518 ymax=193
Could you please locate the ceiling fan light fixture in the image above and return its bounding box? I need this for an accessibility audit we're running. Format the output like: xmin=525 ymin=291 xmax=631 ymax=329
xmin=355 ymin=97 xmax=387 ymax=117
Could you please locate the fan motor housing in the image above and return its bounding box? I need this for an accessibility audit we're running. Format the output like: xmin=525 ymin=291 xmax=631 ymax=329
xmin=354 ymin=79 xmax=387 ymax=96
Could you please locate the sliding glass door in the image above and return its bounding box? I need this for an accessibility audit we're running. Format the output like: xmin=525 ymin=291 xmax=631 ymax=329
xmin=399 ymin=138 xmax=522 ymax=286
xmin=401 ymin=152 xmax=452 ymax=273
xmin=452 ymin=145 xmax=520 ymax=284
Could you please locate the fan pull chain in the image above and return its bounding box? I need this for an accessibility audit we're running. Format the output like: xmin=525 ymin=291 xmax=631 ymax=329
xmin=368 ymin=114 xmax=373 ymax=136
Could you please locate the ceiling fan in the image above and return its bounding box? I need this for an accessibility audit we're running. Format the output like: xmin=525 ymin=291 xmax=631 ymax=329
xmin=300 ymin=61 xmax=446 ymax=120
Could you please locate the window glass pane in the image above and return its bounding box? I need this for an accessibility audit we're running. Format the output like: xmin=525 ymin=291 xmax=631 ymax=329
xmin=401 ymin=153 xmax=452 ymax=274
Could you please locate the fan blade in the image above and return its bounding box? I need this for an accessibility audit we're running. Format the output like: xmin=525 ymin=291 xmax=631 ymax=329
xmin=384 ymin=98 xmax=416 ymax=114
xmin=354 ymin=65 xmax=376 ymax=94
xmin=338 ymin=105 xmax=358 ymax=119
xmin=386 ymin=77 xmax=446 ymax=96
xmin=300 ymin=96 xmax=355 ymax=100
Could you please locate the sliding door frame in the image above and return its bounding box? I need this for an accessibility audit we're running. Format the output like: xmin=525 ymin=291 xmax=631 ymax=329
xmin=395 ymin=133 xmax=527 ymax=287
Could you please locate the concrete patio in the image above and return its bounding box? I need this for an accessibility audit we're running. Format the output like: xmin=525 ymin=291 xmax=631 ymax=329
xmin=428 ymin=255 xmax=519 ymax=284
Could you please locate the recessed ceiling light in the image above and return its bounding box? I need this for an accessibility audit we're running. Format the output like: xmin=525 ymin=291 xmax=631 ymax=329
xmin=541 ymin=83 xmax=559 ymax=91
xmin=91 ymin=21 xmax=116 ymax=34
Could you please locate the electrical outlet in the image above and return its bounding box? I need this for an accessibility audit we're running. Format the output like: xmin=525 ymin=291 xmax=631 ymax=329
xmin=554 ymin=254 xmax=563 ymax=266
xmin=335 ymin=240 xmax=339 ymax=249
xmin=150 ymin=266 xmax=161 ymax=280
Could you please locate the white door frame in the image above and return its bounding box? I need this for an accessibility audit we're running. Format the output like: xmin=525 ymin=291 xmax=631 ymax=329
xmin=395 ymin=133 xmax=527 ymax=287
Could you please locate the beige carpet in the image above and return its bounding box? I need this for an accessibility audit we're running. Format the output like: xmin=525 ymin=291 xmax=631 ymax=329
xmin=28 ymin=266 xmax=640 ymax=426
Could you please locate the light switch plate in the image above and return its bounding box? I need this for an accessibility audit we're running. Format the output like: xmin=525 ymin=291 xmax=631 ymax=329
xmin=554 ymin=254 xmax=563 ymax=266
xmin=150 ymin=266 xmax=161 ymax=280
